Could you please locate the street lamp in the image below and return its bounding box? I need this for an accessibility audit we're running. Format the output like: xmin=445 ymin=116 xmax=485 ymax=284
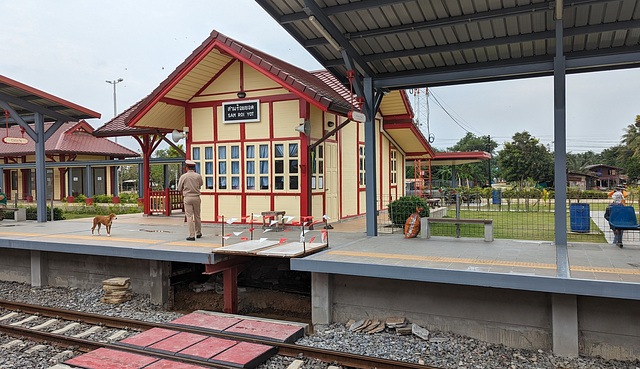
xmin=106 ymin=78 xmax=124 ymax=195
xmin=106 ymin=78 xmax=124 ymax=143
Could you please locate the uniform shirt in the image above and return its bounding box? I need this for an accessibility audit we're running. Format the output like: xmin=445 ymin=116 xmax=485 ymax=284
xmin=177 ymin=170 xmax=203 ymax=198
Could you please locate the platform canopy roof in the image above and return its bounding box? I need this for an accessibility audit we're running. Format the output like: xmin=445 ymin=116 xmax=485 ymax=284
xmin=430 ymin=151 xmax=491 ymax=166
xmin=254 ymin=0 xmax=640 ymax=90
xmin=0 ymin=75 xmax=100 ymax=123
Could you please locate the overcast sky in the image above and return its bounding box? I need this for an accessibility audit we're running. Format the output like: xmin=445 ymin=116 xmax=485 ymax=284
xmin=1 ymin=0 xmax=638 ymax=154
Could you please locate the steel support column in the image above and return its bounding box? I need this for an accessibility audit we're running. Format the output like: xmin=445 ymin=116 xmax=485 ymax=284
xmin=553 ymin=2 xmax=569 ymax=253
xmin=34 ymin=113 xmax=47 ymax=222
xmin=364 ymin=77 xmax=378 ymax=236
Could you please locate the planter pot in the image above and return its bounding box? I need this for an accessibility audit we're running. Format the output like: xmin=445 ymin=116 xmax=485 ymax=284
xmin=137 ymin=198 xmax=144 ymax=206
xmin=85 ymin=198 xmax=94 ymax=205
xmin=112 ymin=197 xmax=120 ymax=204
xmin=26 ymin=196 xmax=33 ymax=203
xmin=67 ymin=196 xmax=74 ymax=204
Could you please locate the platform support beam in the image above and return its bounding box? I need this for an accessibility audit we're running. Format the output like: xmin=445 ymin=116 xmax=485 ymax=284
xmin=150 ymin=261 xmax=171 ymax=307
xmin=311 ymin=272 xmax=332 ymax=325
xmin=224 ymin=267 xmax=239 ymax=313
xmin=552 ymin=293 xmax=578 ymax=357
xmin=30 ymin=250 xmax=48 ymax=287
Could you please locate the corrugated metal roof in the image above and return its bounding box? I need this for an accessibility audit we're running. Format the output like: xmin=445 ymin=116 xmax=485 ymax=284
xmin=255 ymin=0 xmax=640 ymax=89
xmin=0 ymin=75 xmax=100 ymax=122
xmin=0 ymin=120 xmax=137 ymax=157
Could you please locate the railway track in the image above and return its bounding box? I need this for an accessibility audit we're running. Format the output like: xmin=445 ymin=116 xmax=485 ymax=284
xmin=0 ymin=299 xmax=437 ymax=369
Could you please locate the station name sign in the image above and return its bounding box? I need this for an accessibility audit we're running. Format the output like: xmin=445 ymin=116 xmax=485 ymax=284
xmin=222 ymin=99 xmax=260 ymax=123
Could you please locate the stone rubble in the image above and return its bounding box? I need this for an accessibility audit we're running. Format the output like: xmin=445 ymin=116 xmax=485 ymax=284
xmin=0 ymin=281 xmax=638 ymax=369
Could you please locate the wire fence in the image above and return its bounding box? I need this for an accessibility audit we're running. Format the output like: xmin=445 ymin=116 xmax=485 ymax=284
xmin=377 ymin=189 xmax=639 ymax=244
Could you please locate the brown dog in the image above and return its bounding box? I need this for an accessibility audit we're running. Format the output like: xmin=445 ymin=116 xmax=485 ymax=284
xmin=92 ymin=213 xmax=117 ymax=237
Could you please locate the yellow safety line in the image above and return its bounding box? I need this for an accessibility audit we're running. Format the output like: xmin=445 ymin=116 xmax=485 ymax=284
xmin=165 ymin=242 xmax=222 ymax=248
xmin=0 ymin=232 xmax=42 ymax=237
xmin=45 ymin=234 xmax=164 ymax=244
xmin=327 ymin=250 xmax=640 ymax=276
xmin=328 ymin=250 xmax=556 ymax=269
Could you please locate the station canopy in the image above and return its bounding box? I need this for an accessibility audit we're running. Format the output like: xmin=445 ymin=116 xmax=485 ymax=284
xmin=0 ymin=75 xmax=100 ymax=123
xmin=254 ymin=0 xmax=640 ymax=90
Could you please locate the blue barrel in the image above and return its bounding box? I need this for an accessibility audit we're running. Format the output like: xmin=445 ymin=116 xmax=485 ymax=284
xmin=492 ymin=190 xmax=501 ymax=205
xmin=570 ymin=203 xmax=590 ymax=233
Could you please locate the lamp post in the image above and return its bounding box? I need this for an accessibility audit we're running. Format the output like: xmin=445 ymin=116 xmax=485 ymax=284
xmin=105 ymin=78 xmax=124 ymax=143
xmin=106 ymin=78 xmax=123 ymax=196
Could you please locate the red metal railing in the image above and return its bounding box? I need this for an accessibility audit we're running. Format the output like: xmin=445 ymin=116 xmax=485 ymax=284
xmin=149 ymin=188 xmax=184 ymax=216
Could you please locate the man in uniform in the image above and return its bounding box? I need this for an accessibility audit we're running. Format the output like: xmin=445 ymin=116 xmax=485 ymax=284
xmin=177 ymin=160 xmax=203 ymax=241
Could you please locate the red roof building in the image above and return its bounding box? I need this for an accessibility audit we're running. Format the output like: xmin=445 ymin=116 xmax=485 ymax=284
xmin=0 ymin=120 xmax=138 ymax=201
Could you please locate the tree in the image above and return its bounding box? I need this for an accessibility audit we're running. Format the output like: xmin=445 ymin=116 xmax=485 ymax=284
xmin=446 ymin=132 xmax=498 ymax=186
xmin=497 ymin=131 xmax=554 ymax=186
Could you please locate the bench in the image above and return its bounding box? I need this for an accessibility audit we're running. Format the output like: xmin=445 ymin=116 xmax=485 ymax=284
xmin=425 ymin=198 xmax=441 ymax=208
xmin=421 ymin=217 xmax=493 ymax=242
xmin=262 ymin=211 xmax=286 ymax=231
xmin=608 ymin=206 xmax=640 ymax=231
xmin=1 ymin=207 xmax=26 ymax=221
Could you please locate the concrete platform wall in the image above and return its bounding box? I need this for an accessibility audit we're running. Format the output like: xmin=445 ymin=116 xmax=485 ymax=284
xmin=0 ymin=248 xmax=30 ymax=283
xmin=0 ymin=248 xmax=170 ymax=306
xmin=328 ymin=274 xmax=640 ymax=360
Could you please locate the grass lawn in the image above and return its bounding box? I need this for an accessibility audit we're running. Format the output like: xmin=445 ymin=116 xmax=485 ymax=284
xmin=430 ymin=210 xmax=607 ymax=243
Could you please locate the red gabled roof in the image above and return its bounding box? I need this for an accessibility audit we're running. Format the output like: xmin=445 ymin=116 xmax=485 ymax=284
xmin=431 ymin=151 xmax=491 ymax=166
xmin=0 ymin=120 xmax=138 ymax=157
xmin=95 ymin=30 xmax=354 ymax=135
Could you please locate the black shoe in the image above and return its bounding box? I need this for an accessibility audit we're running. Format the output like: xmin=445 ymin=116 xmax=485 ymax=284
xmin=617 ymin=242 xmax=623 ymax=248
xmin=186 ymin=237 xmax=196 ymax=241
xmin=196 ymin=234 xmax=202 ymax=238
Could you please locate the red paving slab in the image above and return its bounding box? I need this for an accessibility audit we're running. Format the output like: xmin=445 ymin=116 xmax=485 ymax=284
xmin=224 ymin=319 xmax=304 ymax=343
xmin=148 ymin=332 xmax=207 ymax=353
xmin=145 ymin=360 xmax=210 ymax=369
xmin=178 ymin=336 xmax=239 ymax=359
xmin=210 ymin=341 xmax=277 ymax=368
xmin=65 ymin=348 xmax=157 ymax=369
xmin=170 ymin=312 xmax=241 ymax=331
xmin=119 ymin=327 xmax=179 ymax=347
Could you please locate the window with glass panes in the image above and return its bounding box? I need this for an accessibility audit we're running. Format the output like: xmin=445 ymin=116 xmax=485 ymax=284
xmin=311 ymin=145 xmax=324 ymax=190
xmin=390 ymin=149 xmax=398 ymax=185
xmin=274 ymin=142 xmax=299 ymax=191
xmin=359 ymin=144 xmax=366 ymax=186
xmin=217 ymin=144 xmax=241 ymax=190
xmin=245 ymin=143 xmax=270 ymax=191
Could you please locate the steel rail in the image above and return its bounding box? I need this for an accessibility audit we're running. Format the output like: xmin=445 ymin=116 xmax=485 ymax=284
xmin=0 ymin=299 xmax=437 ymax=369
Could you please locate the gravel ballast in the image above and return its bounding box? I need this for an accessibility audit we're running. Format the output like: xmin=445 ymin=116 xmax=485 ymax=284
xmin=0 ymin=281 xmax=638 ymax=369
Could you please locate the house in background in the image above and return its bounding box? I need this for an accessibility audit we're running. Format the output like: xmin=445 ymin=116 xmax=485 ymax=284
xmin=567 ymin=171 xmax=598 ymax=190
xmin=95 ymin=30 xmax=435 ymax=223
xmin=583 ymin=164 xmax=626 ymax=189
xmin=0 ymin=120 xmax=138 ymax=201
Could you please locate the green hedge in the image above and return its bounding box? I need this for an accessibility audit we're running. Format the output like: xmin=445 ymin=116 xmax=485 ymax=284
xmin=388 ymin=196 xmax=430 ymax=226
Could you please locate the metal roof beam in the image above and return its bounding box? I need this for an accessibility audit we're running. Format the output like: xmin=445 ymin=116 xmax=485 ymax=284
xmin=304 ymin=0 xmax=613 ymax=48
xmin=357 ymin=19 xmax=640 ymax=64
xmin=302 ymin=0 xmax=375 ymax=77
xmin=0 ymin=91 xmax=78 ymax=122
xmin=279 ymin=0 xmax=411 ymax=24
xmin=371 ymin=47 xmax=640 ymax=90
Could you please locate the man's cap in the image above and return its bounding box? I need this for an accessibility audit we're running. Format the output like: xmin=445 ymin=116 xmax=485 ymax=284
xmin=612 ymin=192 xmax=624 ymax=203
xmin=616 ymin=184 xmax=625 ymax=189
xmin=185 ymin=159 xmax=196 ymax=166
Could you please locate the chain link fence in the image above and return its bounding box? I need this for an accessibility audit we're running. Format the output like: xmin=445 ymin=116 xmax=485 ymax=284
xmin=377 ymin=187 xmax=640 ymax=244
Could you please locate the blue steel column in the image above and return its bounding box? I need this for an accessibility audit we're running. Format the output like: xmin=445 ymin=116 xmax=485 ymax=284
xmin=67 ymin=169 xmax=73 ymax=197
xmin=85 ymin=165 xmax=92 ymax=198
xmin=364 ymin=77 xmax=378 ymax=236
xmin=34 ymin=113 xmax=47 ymax=222
xmin=163 ymin=164 xmax=169 ymax=189
xmin=114 ymin=167 xmax=119 ymax=197
xmin=138 ymin=164 xmax=144 ymax=198
xmin=554 ymin=1 xmax=570 ymax=277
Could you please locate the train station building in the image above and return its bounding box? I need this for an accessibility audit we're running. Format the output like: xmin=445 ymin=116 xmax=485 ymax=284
xmin=94 ymin=30 xmax=435 ymax=223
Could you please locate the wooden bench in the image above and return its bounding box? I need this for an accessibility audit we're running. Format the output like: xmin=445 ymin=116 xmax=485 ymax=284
xmin=1 ymin=207 xmax=26 ymax=221
xmin=425 ymin=198 xmax=441 ymax=208
xmin=262 ymin=210 xmax=286 ymax=231
xmin=421 ymin=217 xmax=493 ymax=242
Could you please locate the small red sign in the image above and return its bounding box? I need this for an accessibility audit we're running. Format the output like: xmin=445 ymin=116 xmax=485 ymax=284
xmin=2 ymin=137 xmax=28 ymax=144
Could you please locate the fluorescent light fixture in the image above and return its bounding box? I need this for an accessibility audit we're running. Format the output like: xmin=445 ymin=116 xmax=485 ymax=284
xmin=308 ymin=15 xmax=343 ymax=52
